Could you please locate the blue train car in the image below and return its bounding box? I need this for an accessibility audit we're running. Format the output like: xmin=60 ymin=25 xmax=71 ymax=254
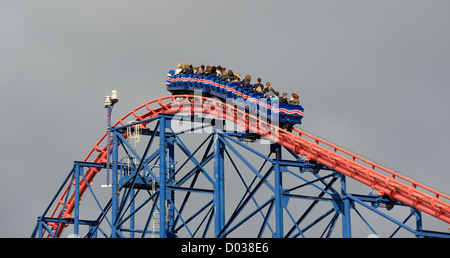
xmin=166 ymin=71 xmax=304 ymax=128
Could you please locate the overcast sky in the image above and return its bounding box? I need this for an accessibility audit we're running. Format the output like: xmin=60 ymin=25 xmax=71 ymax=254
xmin=1 ymin=0 xmax=450 ymax=237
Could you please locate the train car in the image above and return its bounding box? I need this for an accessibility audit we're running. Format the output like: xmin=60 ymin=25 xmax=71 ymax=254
xmin=166 ymin=71 xmax=304 ymax=129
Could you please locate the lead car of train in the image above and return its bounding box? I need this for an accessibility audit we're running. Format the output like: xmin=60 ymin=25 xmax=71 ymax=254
xmin=165 ymin=70 xmax=304 ymax=130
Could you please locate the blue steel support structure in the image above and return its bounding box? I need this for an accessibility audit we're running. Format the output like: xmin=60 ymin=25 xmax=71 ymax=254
xmin=32 ymin=113 xmax=450 ymax=238
xmin=341 ymin=175 xmax=352 ymax=238
xmin=214 ymin=131 xmax=225 ymax=237
xmin=159 ymin=115 xmax=167 ymax=238
xmin=273 ymin=144 xmax=283 ymax=238
xmin=111 ymin=130 xmax=119 ymax=238
xmin=74 ymin=162 xmax=80 ymax=236
xmin=168 ymin=129 xmax=176 ymax=238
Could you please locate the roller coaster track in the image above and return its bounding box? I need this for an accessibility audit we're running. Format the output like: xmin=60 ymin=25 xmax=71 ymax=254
xmin=45 ymin=95 xmax=450 ymax=237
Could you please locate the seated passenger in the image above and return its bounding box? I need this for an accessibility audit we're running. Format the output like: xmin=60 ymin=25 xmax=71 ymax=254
xmin=289 ymin=93 xmax=300 ymax=105
xmin=264 ymin=85 xmax=275 ymax=98
xmin=271 ymin=91 xmax=280 ymax=102
xmin=175 ymin=63 xmax=183 ymax=75
xmin=263 ymin=82 xmax=272 ymax=93
xmin=182 ymin=63 xmax=193 ymax=74
xmin=210 ymin=66 xmax=217 ymax=76
xmin=216 ymin=66 xmax=223 ymax=76
xmin=204 ymin=65 xmax=212 ymax=75
xmin=279 ymin=92 xmax=288 ymax=104
xmin=219 ymin=66 xmax=227 ymax=77
xmin=252 ymin=78 xmax=264 ymax=93
xmin=195 ymin=65 xmax=204 ymax=75
xmin=242 ymin=75 xmax=251 ymax=86
xmin=223 ymin=70 xmax=236 ymax=82
xmin=240 ymin=75 xmax=252 ymax=89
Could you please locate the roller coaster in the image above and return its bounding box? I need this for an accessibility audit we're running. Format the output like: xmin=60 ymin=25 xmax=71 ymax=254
xmin=32 ymin=69 xmax=450 ymax=238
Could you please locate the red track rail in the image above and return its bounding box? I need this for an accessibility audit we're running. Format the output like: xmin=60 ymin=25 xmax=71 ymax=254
xmin=46 ymin=95 xmax=450 ymax=237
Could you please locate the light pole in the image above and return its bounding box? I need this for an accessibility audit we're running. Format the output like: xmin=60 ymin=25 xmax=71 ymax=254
xmin=104 ymin=90 xmax=119 ymax=186
xmin=104 ymin=90 xmax=120 ymax=237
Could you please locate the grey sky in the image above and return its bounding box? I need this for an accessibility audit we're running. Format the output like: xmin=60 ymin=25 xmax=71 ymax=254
xmin=1 ymin=0 xmax=450 ymax=237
